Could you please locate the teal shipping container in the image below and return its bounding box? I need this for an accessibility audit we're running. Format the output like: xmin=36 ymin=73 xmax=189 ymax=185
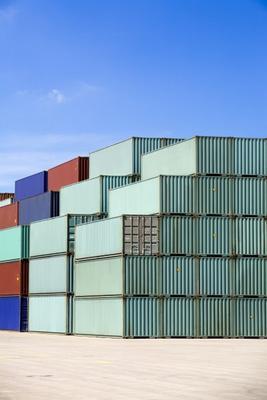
xmin=110 ymin=176 xmax=266 ymax=217
xmin=28 ymin=295 xmax=72 ymax=334
xmin=89 ymin=137 xmax=181 ymax=178
xmin=0 ymin=226 xmax=29 ymax=262
xmin=30 ymin=214 xmax=100 ymax=258
xmin=29 ymin=255 xmax=73 ymax=294
xmin=74 ymin=296 xmax=161 ymax=337
xmin=141 ymin=136 xmax=267 ymax=180
xmin=60 ymin=175 xmax=133 ymax=216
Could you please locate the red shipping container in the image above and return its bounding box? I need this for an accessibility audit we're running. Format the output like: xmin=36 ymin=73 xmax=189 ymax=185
xmin=0 ymin=261 xmax=28 ymax=296
xmin=0 ymin=202 xmax=19 ymax=229
xmin=48 ymin=157 xmax=89 ymax=191
xmin=0 ymin=193 xmax=14 ymax=201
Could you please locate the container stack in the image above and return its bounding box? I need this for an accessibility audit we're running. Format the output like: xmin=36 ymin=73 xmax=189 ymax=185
xmin=73 ymin=136 xmax=267 ymax=338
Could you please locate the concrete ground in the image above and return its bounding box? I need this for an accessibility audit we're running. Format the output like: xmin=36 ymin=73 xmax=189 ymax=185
xmin=0 ymin=333 xmax=267 ymax=400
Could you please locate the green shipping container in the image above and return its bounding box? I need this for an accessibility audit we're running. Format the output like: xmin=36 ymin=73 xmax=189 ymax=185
xmin=30 ymin=214 xmax=100 ymax=258
xmin=60 ymin=176 xmax=133 ymax=216
xmin=28 ymin=295 xmax=73 ymax=334
xmin=29 ymin=255 xmax=73 ymax=294
xmin=0 ymin=226 xmax=29 ymax=262
xmin=74 ymin=296 xmax=161 ymax=337
xmin=141 ymin=136 xmax=267 ymax=180
xmin=89 ymin=137 xmax=181 ymax=178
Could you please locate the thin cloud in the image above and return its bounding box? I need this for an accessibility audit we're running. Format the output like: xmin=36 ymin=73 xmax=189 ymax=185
xmin=47 ymin=89 xmax=67 ymax=104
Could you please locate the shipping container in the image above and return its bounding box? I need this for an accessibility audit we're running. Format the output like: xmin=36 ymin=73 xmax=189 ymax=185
xmin=29 ymin=255 xmax=73 ymax=294
xmin=162 ymin=297 xmax=197 ymax=337
xmin=15 ymin=171 xmax=48 ymax=201
xmin=235 ymin=217 xmax=267 ymax=256
xmin=0 ymin=197 xmax=13 ymax=208
xmin=0 ymin=296 xmax=28 ymax=331
xmin=48 ymin=157 xmax=89 ymax=191
xmin=0 ymin=260 xmax=28 ymax=296
xmin=19 ymin=191 xmax=59 ymax=225
xmin=28 ymin=295 xmax=72 ymax=334
xmin=234 ymin=298 xmax=267 ymax=337
xmin=30 ymin=214 xmax=100 ymax=258
xmin=0 ymin=225 xmax=30 ymax=262
xmin=0 ymin=193 xmax=14 ymax=201
xmin=0 ymin=202 xmax=19 ymax=229
xmin=89 ymin=137 xmax=182 ymax=178
xmin=199 ymin=298 xmax=233 ymax=337
xmin=60 ymin=176 xmax=132 ymax=216
xmin=199 ymin=258 xmax=232 ymax=296
xmin=110 ymin=175 xmax=266 ymax=217
xmin=235 ymin=258 xmax=267 ymax=297
xmin=141 ymin=136 xmax=267 ymax=180
xmin=74 ymin=296 xmax=161 ymax=337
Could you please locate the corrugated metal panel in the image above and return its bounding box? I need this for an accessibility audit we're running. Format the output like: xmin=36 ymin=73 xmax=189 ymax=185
xmin=0 ymin=202 xmax=19 ymax=229
xmin=0 ymin=225 xmax=29 ymax=262
xmin=19 ymin=191 xmax=59 ymax=225
xmin=234 ymin=178 xmax=266 ymax=216
xmin=48 ymin=156 xmax=89 ymax=191
xmin=196 ymin=176 xmax=232 ymax=215
xmin=28 ymin=295 xmax=71 ymax=334
xmin=235 ymin=217 xmax=267 ymax=256
xmin=0 ymin=261 xmax=28 ymax=296
xmin=15 ymin=171 xmax=48 ymax=201
xmin=199 ymin=298 xmax=233 ymax=337
xmin=101 ymin=176 xmax=133 ymax=215
xmin=75 ymin=257 xmax=123 ymax=296
xmin=234 ymin=298 xmax=267 ymax=337
xmin=0 ymin=296 xmax=28 ymax=331
xmin=124 ymin=297 xmax=160 ymax=337
xmin=163 ymin=297 xmax=196 ymax=337
xmin=124 ymin=256 xmax=159 ymax=295
xmin=161 ymin=256 xmax=196 ymax=296
xmin=161 ymin=176 xmax=194 ymax=214
xmin=68 ymin=215 xmax=99 ymax=253
xmin=196 ymin=137 xmax=232 ymax=175
xmin=235 ymin=258 xmax=267 ymax=296
xmin=233 ymin=138 xmax=267 ymax=176
xmin=75 ymin=217 xmax=123 ymax=259
xmin=74 ymin=297 xmax=123 ymax=336
xmin=29 ymin=255 xmax=72 ymax=294
xmin=197 ymin=217 xmax=232 ymax=256
xmin=200 ymin=258 xmax=232 ymax=296
xmin=160 ymin=216 xmax=194 ymax=255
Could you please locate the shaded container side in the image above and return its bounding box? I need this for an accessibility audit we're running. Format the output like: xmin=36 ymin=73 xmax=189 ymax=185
xmin=233 ymin=177 xmax=267 ymax=216
xmin=233 ymin=138 xmax=267 ymax=176
xmin=60 ymin=175 xmax=132 ymax=216
xmin=19 ymin=191 xmax=59 ymax=225
xmin=0 ymin=225 xmax=29 ymax=262
xmin=199 ymin=257 xmax=232 ymax=296
xmin=0 ymin=260 xmax=28 ymax=296
xmin=196 ymin=136 xmax=233 ymax=175
xmin=197 ymin=216 xmax=232 ymax=256
xmin=0 ymin=202 xmax=19 ymax=230
xmin=160 ymin=216 xmax=195 ymax=255
xmin=235 ymin=258 xmax=267 ymax=296
xmin=74 ymin=296 xmax=161 ymax=337
xmin=199 ymin=298 xmax=233 ymax=337
xmin=15 ymin=171 xmax=48 ymax=201
xmin=234 ymin=298 xmax=267 ymax=337
xmin=161 ymin=256 xmax=196 ymax=296
xmin=90 ymin=137 xmax=182 ymax=178
xmin=162 ymin=297 xmax=197 ymax=337
xmin=0 ymin=296 xmax=28 ymax=331
xmin=0 ymin=198 xmax=14 ymax=208
xmin=28 ymin=295 xmax=72 ymax=334
xmin=29 ymin=255 xmax=73 ymax=294
xmin=235 ymin=218 xmax=267 ymax=256
xmin=48 ymin=157 xmax=89 ymax=191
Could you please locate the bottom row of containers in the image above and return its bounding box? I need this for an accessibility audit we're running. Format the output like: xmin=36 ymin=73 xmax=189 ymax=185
xmin=1 ymin=295 xmax=266 ymax=338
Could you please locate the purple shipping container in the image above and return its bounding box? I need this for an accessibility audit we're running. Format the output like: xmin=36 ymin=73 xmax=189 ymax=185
xmin=15 ymin=171 xmax=48 ymax=201
xmin=19 ymin=192 xmax=59 ymax=225
xmin=0 ymin=296 xmax=28 ymax=331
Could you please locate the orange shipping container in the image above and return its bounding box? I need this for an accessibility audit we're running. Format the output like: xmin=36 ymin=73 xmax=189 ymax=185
xmin=0 ymin=203 xmax=19 ymax=229
xmin=0 ymin=260 xmax=28 ymax=296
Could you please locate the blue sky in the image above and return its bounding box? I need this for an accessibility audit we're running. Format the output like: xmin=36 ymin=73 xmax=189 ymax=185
xmin=0 ymin=0 xmax=266 ymax=191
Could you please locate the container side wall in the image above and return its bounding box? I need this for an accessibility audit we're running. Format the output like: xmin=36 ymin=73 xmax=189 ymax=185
xmin=234 ymin=178 xmax=266 ymax=216
xmin=234 ymin=298 xmax=267 ymax=337
xmin=197 ymin=217 xmax=232 ymax=256
xmin=161 ymin=256 xmax=196 ymax=296
xmin=0 ymin=203 xmax=19 ymax=229
xmin=163 ymin=297 xmax=196 ymax=337
xmin=233 ymin=138 xmax=267 ymax=176
xmin=200 ymin=258 xmax=232 ymax=296
xmin=235 ymin=218 xmax=267 ymax=256
xmin=125 ymin=256 xmax=159 ymax=295
xmin=196 ymin=176 xmax=232 ymax=215
xmin=15 ymin=171 xmax=48 ymax=201
xmin=235 ymin=258 xmax=267 ymax=296
xmin=0 ymin=226 xmax=23 ymax=262
xmin=199 ymin=298 xmax=233 ymax=337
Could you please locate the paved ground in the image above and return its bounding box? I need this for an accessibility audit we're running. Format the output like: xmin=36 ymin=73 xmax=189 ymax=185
xmin=0 ymin=333 xmax=267 ymax=400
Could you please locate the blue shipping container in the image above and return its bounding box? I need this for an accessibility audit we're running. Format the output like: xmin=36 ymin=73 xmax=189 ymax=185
xmin=19 ymin=192 xmax=59 ymax=225
xmin=0 ymin=296 xmax=28 ymax=331
xmin=15 ymin=171 xmax=48 ymax=201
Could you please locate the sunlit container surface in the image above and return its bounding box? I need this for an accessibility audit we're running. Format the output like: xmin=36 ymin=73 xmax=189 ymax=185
xmin=29 ymin=256 xmax=73 ymax=294
xmin=28 ymin=295 xmax=72 ymax=334
xmin=141 ymin=136 xmax=267 ymax=180
xmin=110 ymin=175 xmax=266 ymax=217
xmin=74 ymin=297 xmax=160 ymax=337
xmin=235 ymin=217 xmax=267 ymax=256
xmin=30 ymin=214 xmax=99 ymax=258
xmin=89 ymin=137 xmax=181 ymax=178
xmin=60 ymin=176 xmax=132 ymax=216
xmin=0 ymin=226 xmax=29 ymax=262
xmin=0 ymin=198 xmax=13 ymax=207
xmin=0 ymin=202 xmax=19 ymax=230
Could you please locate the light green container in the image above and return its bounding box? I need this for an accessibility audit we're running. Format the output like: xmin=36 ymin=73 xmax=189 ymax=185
xmin=199 ymin=298 xmax=233 ymax=337
xmin=141 ymin=136 xmax=267 ymax=179
xmin=29 ymin=255 xmax=73 ymax=294
xmin=89 ymin=137 xmax=181 ymax=178
xmin=234 ymin=298 xmax=267 ymax=337
xmin=60 ymin=176 xmax=133 ymax=216
xmin=30 ymin=214 xmax=99 ymax=258
xmin=28 ymin=295 xmax=73 ymax=334
xmin=0 ymin=198 xmax=13 ymax=207
xmin=74 ymin=296 xmax=160 ymax=337
xmin=0 ymin=226 xmax=29 ymax=262
xmin=162 ymin=297 xmax=197 ymax=337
